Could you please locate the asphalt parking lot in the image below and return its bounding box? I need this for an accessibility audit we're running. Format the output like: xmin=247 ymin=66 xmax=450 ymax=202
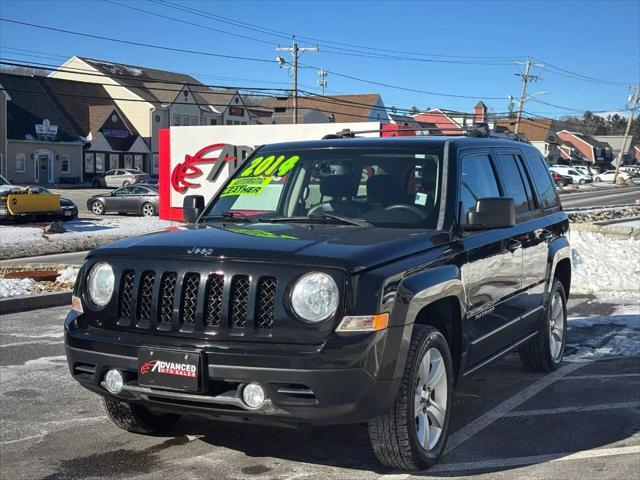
xmin=0 ymin=297 xmax=638 ymax=480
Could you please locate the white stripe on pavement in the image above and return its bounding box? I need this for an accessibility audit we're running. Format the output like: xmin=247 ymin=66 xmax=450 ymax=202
xmin=503 ymin=400 xmax=640 ymax=417
xmin=559 ymin=373 xmax=640 ymax=380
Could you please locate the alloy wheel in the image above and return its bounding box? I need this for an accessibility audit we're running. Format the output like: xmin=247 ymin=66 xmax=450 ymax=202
xmin=142 ymin=204 xmax=155 ymax=216
xmin=549 ymin=291 xmax=565 ymax=361
xmin=414 ymin=347 xmax=447 ymax=451
xmin=92 ymin=201 xmax=103 ymax=215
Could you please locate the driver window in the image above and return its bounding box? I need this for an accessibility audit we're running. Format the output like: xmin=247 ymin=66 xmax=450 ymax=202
xmin=460 ymin=154 xmax=500 ymax=224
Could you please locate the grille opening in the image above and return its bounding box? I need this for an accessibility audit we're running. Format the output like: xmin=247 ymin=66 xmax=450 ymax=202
xmin=230 ymin=275 xmax=250 ymax=328
xmin=272 ymin=383 xmax=317 ymax=404
xmin=118 ymin=270 xmax=136 ymax=320
xmin=256 ymin=277 xmax=277 ymax=330
xmin=205 ymin=274 xmax=224 ymax=327
xmin=73 ymin=362 xmax=96 ymax=376
xmin=158 ymin=272 xmax=177 ymax=324
xmin=137 ymin=271 xmax=155 ymax=323
xmin=147 ymin=396 xmax=245 ymax=411
xmin=180 ymin=273 xmax=200 ymax=326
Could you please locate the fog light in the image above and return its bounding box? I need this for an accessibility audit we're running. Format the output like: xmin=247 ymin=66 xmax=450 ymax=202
xmin=104 ymin=369 xmax=123 ymax=394
xmin=242 ymin=382 xmax=265 ymax=409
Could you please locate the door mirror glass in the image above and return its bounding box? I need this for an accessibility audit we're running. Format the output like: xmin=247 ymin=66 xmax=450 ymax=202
xmin=183 ymin=195 xmax=205 ymax=223
xmin=465 ymin=197 xmax=515 ymax=230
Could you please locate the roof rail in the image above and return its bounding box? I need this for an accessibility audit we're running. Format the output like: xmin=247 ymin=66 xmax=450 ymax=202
xmin=322 ymin=125 xmax=530 ymax=143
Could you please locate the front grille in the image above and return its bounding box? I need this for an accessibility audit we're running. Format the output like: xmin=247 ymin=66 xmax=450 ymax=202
xmin=115 ymin=269 xmax=278 ymax=334
xmin=118 ymin=270 xmax=135 ymax=319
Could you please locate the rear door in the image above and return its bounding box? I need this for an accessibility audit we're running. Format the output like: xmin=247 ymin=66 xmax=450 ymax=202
xmin=459 ymin=149 xmax=525 ymax=367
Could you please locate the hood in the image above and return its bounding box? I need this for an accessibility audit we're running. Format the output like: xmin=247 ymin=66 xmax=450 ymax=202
xmin=92 ymin=222 xmax=451 ymax=272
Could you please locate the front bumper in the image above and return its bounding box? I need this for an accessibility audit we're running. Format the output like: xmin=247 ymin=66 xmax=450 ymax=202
xmin=64 ymin=312 xmax=409 ymax=425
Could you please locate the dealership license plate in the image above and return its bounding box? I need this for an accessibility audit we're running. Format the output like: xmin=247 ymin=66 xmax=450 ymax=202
xmin=137 ymin=348 xmax=201 ymax=392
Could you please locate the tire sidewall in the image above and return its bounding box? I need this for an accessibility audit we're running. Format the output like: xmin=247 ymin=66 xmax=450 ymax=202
xmin=406 ymin=328 xmax=454 ymax=464
xmin=545 ymin=280 xmax=568 ymax=368
xmin=142 ymin=202 xmax=155 ymax=217
xmin=92 ymin=200 xmax=104 ymax=215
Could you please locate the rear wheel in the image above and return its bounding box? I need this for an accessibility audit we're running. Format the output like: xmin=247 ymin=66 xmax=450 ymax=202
xmin=595 ymin=176 xmax=602 ymax=182
xmin=103 ymin=397 xmax=181 ymax=434
xmin=91 ymin=200 xmax=105 ymax=215
xmin=519 ymin=279 xmax=567 ymax=372
xmin=123 ymin=180 xmax=131 ymax=186
xmin=141 ymin=202 xmax=156 ymax=217
xmin=368 ymin=325 xmax=453 ymax=470
xmin=555 ymin=179 xmax=566 ymax=187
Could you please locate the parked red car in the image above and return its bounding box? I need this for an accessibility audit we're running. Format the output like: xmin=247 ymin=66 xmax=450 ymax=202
xmin=552 ymin=172 xmax=573 ymax=187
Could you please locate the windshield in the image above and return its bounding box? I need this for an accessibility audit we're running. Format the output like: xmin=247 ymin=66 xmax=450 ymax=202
xmin=202 ymin=146 xmax=444 ymax=229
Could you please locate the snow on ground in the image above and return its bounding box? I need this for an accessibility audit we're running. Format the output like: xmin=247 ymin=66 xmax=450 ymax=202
xmin=570 ymin=230 xmax=640 ymax=299
xmin=566 ymin=304 xmax=640 ymax=362
xmin=0 ymin=278 xmax=45 ymax=298
xmin=56 ymin=267 xmax=79 ymax=285
xmin=0 ymin=217 xmax=175 ymax=260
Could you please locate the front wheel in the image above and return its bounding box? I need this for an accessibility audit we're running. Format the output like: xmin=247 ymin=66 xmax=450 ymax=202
xmin=579 ymin=179 xmax=586 ymax=184
xmin=368 ymin=325 xmax=453 ymax=470
xmin=555 ymin=180 xmax=566 ymax=187
xmin=103 ymin=397 xmax=181 ymax=434
xmin=519 ymin=279 xmax=567 ymax=372
xmin=595 ymin=177 xmax=601 ymax=182
xmin=141 ymin=202 xmax=156 ymax=217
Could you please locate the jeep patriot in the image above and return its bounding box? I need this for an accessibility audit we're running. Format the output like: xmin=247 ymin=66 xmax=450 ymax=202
xmin=65 ymin=135 xmax=571 ymax=470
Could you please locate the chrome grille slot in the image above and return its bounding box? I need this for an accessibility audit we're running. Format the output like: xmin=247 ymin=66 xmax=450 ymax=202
xmin=205 ymin=274 xmax=224 ymax=327
xmin=137 ymin=271 xmax=155 ymax=323
xmin=159 ymin=272 xmax=177 ymax=324
xmin=180 ymin=273 xmax=200 ymax=326
xmin=118 ymin=270 xmax=135 ymax=320
xmin=256 ymin=277 xmax=277 ymax=329
xmin=230 ymin=275 xmax=250 ymax=328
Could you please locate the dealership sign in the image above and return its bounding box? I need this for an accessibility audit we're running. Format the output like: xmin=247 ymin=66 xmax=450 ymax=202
xmin=159 ymin=123 xmax=380 ymax=221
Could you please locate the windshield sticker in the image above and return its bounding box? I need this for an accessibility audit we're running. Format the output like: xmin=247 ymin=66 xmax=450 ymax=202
xmin=415 ymin=192 xmax=428 ymax=206
xmin=221 ymin=176 xmax=272 ymax=196
xmin=240 ymin=154 xmax=300 ymax=178
xmin=226 ymin=227 xmax=299 ymax=240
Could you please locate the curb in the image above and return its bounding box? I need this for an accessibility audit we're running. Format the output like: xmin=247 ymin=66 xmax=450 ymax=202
xmin=0 ymin=291 xmax=71 ymax=315
xmin=571 ymin=222 xmax=640 ymax=238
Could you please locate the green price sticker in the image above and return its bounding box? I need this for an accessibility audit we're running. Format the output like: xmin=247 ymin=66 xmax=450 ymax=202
xmin=240 ymin=154 xmax=300 ymax=178
xmin=221 ymin=176 xmax=272 ymax=197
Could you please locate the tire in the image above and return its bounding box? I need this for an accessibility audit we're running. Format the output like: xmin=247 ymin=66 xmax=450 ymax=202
xmin=91 ymin=200 xmax=105 ymax=215
xmin=555 ymin=180 xmax=566 ymax=187
xmin=368 ymin=325 xmax=453 ymax=470
xmin=141 ymin=202 xmax=156 ymax=217
xmin=103 ymin=396 xmax=181 ymax=434
xmin=519 ymin=279 xmax=567 ymax=372
xmin=579 ymin=179 xmax=586 ymax=185
xmin=595 ymin=177 xmax=601 ymax=182
xmin=122 ymin=180 xmax=131 ymax=186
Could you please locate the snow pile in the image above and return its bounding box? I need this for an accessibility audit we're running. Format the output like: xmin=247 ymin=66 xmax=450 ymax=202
xmin=570 ymin=230 xmax=640 ymax=299
xmin=56 ymin=267 xmax=79 ymax=285
xmin=0 ymin=217 xmax=175 ymax=259
xmin=0 ymin=278 xmax=44 ymax=298
xmin=566 ymin=304 xmax=640 ymax=361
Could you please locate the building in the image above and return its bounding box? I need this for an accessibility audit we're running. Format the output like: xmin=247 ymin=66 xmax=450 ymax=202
xmin=593 ymin=135 xmax=636 ymax=163
xmin=255 ymin=93 xmax=389 ymax=124
xmin=555 ymin=130 xmax=614 ymax=167
xmin=48 ymin=57 xmax=255 ymax=172
xmin=0 ymin=73 xmax=84 ymax=184
xmin=411 ymin=102 xmax=495 ymax=135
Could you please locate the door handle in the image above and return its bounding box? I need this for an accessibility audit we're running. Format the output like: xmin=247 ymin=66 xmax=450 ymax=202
xmin=506 ymin=238 xmax=522 ymax=252
xmin=540 ymin=229 xmax=553 ymax=241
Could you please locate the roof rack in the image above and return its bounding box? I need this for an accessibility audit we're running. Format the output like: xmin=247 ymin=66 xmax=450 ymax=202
xmin=322 ymin=124 xmax=530 ymax=143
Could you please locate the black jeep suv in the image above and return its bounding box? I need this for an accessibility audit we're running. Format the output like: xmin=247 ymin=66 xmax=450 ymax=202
xmin=65 ymin=135 xmax=570 ymax=470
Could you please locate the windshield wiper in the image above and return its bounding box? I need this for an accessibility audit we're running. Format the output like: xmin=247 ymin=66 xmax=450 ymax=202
xmin=262 ymin=212 xmax=370 ymax=227
xmin=203 ymin=212 xmax=256 ymax=223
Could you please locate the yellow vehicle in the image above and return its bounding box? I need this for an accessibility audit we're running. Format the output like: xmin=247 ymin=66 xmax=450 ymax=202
xmin=0 ymin=175 xmax=65 ymax=221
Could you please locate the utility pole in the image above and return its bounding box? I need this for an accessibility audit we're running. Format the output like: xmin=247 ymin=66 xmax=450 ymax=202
xmin=613 ymin=84 xmax=640 ymax=183
xmin=318 ymin=69 xmax=328 ymax=96
xmin=276 ymin=38 xmax=318 ymax=124
xmin=514 ymin=58 xmax=544 ymax=133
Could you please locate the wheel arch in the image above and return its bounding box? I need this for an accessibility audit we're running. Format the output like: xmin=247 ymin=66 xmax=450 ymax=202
xmin=547 ymin=237 xmax=571 ymax=298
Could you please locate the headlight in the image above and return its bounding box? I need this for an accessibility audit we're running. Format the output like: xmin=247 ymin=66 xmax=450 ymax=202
xmin=291 ymin=272 xmax=339 ymax=322
xmin=87 ymin=262 xmax=114 ymax=307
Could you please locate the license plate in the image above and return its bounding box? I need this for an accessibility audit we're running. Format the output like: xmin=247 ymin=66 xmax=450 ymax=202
xmin=64 ymin=210 xmax=72 ymax=216
xmin=137 ymin=348 xmax=201 ymax=392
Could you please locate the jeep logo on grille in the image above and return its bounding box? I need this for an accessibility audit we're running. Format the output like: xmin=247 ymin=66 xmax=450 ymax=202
xmin=187 ymin=246 xmax=214 ymax=256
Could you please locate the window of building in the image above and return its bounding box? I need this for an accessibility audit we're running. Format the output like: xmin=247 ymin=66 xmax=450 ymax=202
xmin=152 ymin=154 xmax=159 ymax=175
xmin=190 ymin=116 xmax=199 ymax=126
xmin=226 ymin=120 xmax=232 ymax=125
xmin=209 ymin=118 xmax=217 ymax=125
xmin=95 ymin=153 xmax=105 ymax=173
xmin=84 ymin=153 xmax=95 ymax=173
xmin=124 ymin=154 xmax=133 ymax=169
xmin=60 ymin=155 xmax=71 ymax=174
xmin=16 ymin=153 xmax=26 ymax=173
xmin=109 ymin=153 xmax=119 ymax=170
xmin=275 ymin=107 xmax=287 ymax=113
xmin=134 ymin=154 xmax=143 ymax=171
xmin=229 ymin=106 xmax=244 ymax=117
xmin=172 ymin=114 xmax=181 ymax=126
xmin=496 ymin=154 xmax=532 ymax=213
xmin=524 ymin=153 xmax=559 ymax=209
xmin=460 ymin=154 xmax=500 ymax=224
xmin=182 ymin=115 xmax=189 ymax=126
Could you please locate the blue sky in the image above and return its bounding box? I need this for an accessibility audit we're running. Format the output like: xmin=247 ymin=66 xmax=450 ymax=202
xmin=0 ymin=0 xmax=638 ymax=117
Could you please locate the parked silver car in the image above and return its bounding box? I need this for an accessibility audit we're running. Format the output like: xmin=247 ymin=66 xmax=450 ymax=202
xmin=87 ymin=185 xmax=159 ymax=216
xmin=93 ymin=169 xmax=149 ymax=188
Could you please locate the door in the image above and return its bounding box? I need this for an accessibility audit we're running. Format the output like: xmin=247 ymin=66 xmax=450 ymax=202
xmin=127 ymin=186 xmax=148 ymax=213
xmin=38 ymin=155 xmax=49 ymax=184
xmin=107 ymin=186 xmax=133 ymax=211
xmin=459 ymin=151 xmax=525 ymax=367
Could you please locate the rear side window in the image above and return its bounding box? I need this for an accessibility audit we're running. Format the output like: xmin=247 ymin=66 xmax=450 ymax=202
xmin=524 ymin=153 xmax=558 ymax=209
xmin=460 ymin=154 xmax=500 ymax=224
xmin=496 ymin=154 xmax=532 ymax=213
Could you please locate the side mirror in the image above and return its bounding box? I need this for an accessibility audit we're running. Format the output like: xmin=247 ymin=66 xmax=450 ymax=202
xmin=183 ymin=195 xmax=204 ymax=223
xmin=466 ymin=197 xmax=515 ymax=229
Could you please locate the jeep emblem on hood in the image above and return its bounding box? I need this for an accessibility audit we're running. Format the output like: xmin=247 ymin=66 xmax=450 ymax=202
xmin=187 ymin=246 xmax=214 ymax=256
